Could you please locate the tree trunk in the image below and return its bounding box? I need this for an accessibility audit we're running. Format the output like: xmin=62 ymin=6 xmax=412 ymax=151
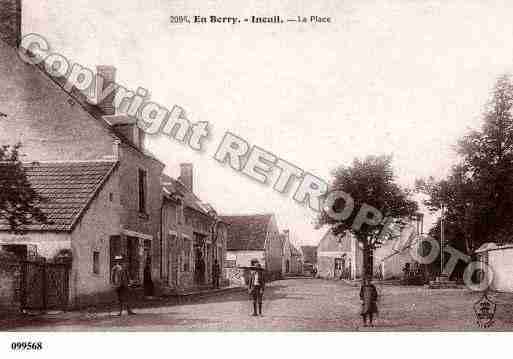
xmin=361 ymin=237 xmax=373 ymax=280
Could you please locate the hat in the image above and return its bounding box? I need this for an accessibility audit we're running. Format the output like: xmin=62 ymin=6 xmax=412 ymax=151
xmin=114 ymin=255 xmax=123 ymax=260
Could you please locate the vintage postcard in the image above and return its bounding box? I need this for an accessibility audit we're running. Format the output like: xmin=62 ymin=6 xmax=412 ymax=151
xmin=1 ymin=1 xmax=513 ymax=353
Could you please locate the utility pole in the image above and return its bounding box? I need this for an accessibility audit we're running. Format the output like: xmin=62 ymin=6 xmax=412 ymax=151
xmin=440 ymin=204 xmax=445 ymax=276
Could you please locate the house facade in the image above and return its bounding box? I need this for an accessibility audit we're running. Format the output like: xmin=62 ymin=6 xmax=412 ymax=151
xmin=161 ymin=165 xmax=227 ymax=292
xmin=280 ymin=231 xmax=292 ymax=275
xmin=0 ymin=32 xmax=164 ymax=306
xmin=476 ymin=243 xmax=513 ymax=292
xmin=290 ymin=245 xmax=303 ymax=274
xmin=373 ymin=215 xmax=423 ymax=280
xmin=279 ymin=230 xmax=302 ymax=275
xmin=221 ymin=214 xmax=283 ymax=281
xmin=317 ymin=230 xmax=363 ymax=280
xmin=374 ymin=233 xmax=416 ymax=280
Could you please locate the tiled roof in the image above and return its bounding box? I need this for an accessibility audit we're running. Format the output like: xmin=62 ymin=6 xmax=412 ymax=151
xmin=162 ymin=174 xmax=210 ymax=216
xmin=318 ymin=229 xmax=352 ymax=252
xmin=0 ymin=161 xmax=117 ymax=232
xmin=220 ymin=214 xmax=273 ymax=251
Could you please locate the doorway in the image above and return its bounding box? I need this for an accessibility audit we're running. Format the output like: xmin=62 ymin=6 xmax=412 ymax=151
xmin=194 ymin=233 xmax=206 ymax=285
xmin=2 ymin=244 xmax=28 ymax=260
xmin=126 ymin=236 xmax=140 ymax=282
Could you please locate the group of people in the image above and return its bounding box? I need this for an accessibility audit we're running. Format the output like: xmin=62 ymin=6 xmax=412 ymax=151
xmin=110 ymin=255 xmax=222 ymax=316
xmin=111 ymin=256 xmax=378 ymax=327
xmin=245 ymin=259 xmax=379 ymax=326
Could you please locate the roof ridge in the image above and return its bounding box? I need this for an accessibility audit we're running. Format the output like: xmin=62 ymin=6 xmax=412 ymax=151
xmin=22 ymin=159 xmax=117 ymax=164
xmin=27 ymin=49 xmax=163 ymax=166
xmin=220 ymin=213 xmax=274 ymax=217
xmin=68 ymin=162 xmax=118 ymax=231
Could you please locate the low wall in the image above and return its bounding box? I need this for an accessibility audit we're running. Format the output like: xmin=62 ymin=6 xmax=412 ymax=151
xmin=226 ymin=268 xmax=282 ymax=286
xmin=227 ymin=268 xmax=247 ymax=286
xmin=489 ymin=247 xmax=513 ymax=292
xmin=0 ymin=259 xmax=21 ymax=312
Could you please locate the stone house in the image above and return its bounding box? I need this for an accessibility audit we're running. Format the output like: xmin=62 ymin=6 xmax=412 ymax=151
xmin=374 ymin=233 xmax=417 ymax=280
xmin=161 ymin=164 xmax=227 ymax=292
xmin=300 ymin=245 xmax=317 ymax=274
xmin=476 ymin=243 xmax=513 ymax=292
xmin=221 ymin=214 xmax=283 ymax=280
xmin=317 ymin=229 xmax=363 ymax=280
xmin=0 ymin=30 xmax=164 ymax=306
xmin=373 ymin=215 xmax=424 ymax=280
xmin=280 ymin=231 xmax=292 ymax=275
xmin=0 ymin=161 xmax=124 ymax=306
xmin=290 ymin=245 xmax=303 ymax=274
xmin=279 ymin=229 xmax=302 ymax=275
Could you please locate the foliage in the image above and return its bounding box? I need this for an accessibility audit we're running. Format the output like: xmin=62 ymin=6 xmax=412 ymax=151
xmin=318 ymin=155 xmax=418 ymax=240
xmin=318 ymin=155 xmax=418 ymax=278
xmin=417 ymin=74 xmax=513 ymax=253
xmin=0 ymin=143 xmax=48 ymax=233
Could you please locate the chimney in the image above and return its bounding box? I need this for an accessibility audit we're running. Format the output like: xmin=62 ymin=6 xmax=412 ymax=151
xmin=178 ymin=163 xmax=193 ymax=193
xmin=105 ymin=115 xmax=145 ymax=151
xmin=95 ymin=65 xmax=117 ymax=115
xmin=0 ymin=0 xmax=22 ymax=48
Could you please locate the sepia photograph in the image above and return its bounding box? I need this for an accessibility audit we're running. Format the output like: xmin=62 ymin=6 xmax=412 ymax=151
xmin=1 ymin=1 xmax=513 ymax=356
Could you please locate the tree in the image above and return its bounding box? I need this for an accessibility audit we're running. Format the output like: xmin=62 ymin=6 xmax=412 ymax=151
xmin=415 ymin=165 xmax=482 ymax=255
xmin=318 ymin=155 xmax=418 ymax=279
xmin=458 ymin=74 xmax=513 ymax=246
xmin=418 ymin=74 xmax=513 ymax=254
xmin=0 ymin=143 xmax=48 ymax=233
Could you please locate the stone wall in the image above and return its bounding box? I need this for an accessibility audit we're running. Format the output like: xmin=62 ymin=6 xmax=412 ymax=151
xmin=0 ymin=0 xmax=21 ymax=47
xmin=0 ymin=253 xmax=21 ymax=311
xmin=70 ymin=168 xmax=120 ymax=307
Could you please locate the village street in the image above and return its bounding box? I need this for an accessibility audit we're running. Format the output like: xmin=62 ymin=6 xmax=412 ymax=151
xmin=2 ymin=278 xmax=513 ymax=331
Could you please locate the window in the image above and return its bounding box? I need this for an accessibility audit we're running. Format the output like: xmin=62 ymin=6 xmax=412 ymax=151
xmin=183 ymin=237 xmax=191 ymax=271
xmin=93 ymin=251 xmax=100 ymax=274
xmin=109 ymin=235 xmax=121 ymax=282
xmin=138 ymin=169 xmax=147 ymax=213
xmin=177 ymin=199 xmax=184 ymax=224
xmin=109 ymin=192 xmax=114 ymax=202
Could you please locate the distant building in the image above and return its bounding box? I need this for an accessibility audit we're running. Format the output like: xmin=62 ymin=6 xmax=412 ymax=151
xmin=476 ymin=243 xmax=513 ymax=292
xmin=221 ymin=214 xmax=283 ymax=280
xmin=317 ymin=230 xmax=363 ymax=280
xmin=278 ymin=229 xmax=302 ymax=275
xmin=161 ymin=164 xmax=228 ymax=292
xmin=374 ymin=214 xmax=424 ymax=280
xmin=301 ymin=245 xmax=317 ymax=265
xmin=280 ymin=231 xmax=292 ymax=275
xmin=290 ymin=245 xmax=303 ymax=274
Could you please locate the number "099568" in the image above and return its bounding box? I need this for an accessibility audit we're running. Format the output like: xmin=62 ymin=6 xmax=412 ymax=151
xmin=11 ymin=342 xmax=43 ymax=351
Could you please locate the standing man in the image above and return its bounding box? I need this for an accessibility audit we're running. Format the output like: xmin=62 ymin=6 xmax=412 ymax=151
xmin=111 ymin=255 xmax=136 ymax=316
xmin=359 ymin=278 xmax=378 ymax=327
xmin=212 ymin=259 xmax=221 ymax=289
xmin=143 ymin=257 xmax=154 ymax=298
xmin=248 ymin=259 xmax=265 ymax=317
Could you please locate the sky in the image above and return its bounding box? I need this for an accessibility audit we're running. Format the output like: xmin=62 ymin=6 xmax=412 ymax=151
xmin=22 ymin=0 xmax=513 ymax=247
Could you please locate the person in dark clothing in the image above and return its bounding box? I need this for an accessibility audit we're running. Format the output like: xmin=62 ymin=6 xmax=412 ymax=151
xmin=111 ymin=256 xmax=135 ymax=316
xmin=248 ymin=259 xmax=265 ymax=316
xmin=212 ymin=259 xmax=221 ymax=289
xmin=195 ymin=251 xmax=205 ymax=285
xmin=360 ymin=278 xmax=378 ymax=327
xmin=143 ymin=258 xmax=154 ymax=298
